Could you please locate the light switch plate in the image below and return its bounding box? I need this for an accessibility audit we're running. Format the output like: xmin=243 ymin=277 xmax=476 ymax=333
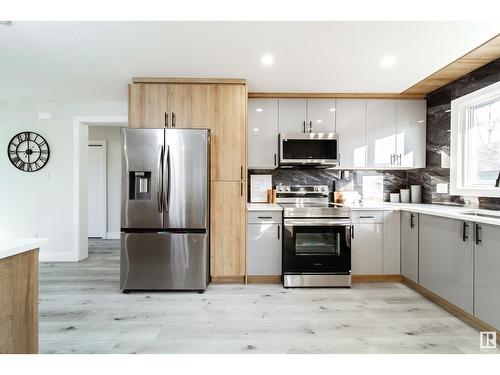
xmin=436 ymin=183 xmax=448 ymax=194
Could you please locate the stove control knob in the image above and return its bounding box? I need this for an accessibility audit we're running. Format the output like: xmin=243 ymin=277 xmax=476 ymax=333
xmin=314 ymin=187 xmax=319 ymax=192
xmin=321 ymin=187 xmax=326 ymax=192
xmin=285 ymin=186 xmax=289 ymax=192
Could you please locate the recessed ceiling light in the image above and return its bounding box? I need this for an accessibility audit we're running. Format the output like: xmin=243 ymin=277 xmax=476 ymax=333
xmin=261 ymin=54 xmax=274 ymax=66
xmin=253 ymin=128 xmax=259 ymax=132
xmin=316 ymin=119 xmax=323 ymax=123
xmin=256 ymin=108 xmax=263 ymax=112
xmin=380 ymin=55 xmax=397 ymax=68
xmin=329 ymin=108 xmax=336 ymax=112
xmin=417 ymin=120 xmax=425 ymax=123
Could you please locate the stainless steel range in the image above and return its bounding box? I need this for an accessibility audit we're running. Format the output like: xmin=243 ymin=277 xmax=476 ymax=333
xmin=277 ymin=185 xmax=352 ymax=288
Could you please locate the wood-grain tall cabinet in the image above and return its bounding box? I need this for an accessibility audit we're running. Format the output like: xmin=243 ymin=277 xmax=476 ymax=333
xmin=128 ymin=78 xmax=247 ymax=283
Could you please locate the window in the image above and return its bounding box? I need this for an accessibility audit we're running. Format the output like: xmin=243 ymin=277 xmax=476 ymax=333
xmin=451 ymin=81 xmax=500 ymax=197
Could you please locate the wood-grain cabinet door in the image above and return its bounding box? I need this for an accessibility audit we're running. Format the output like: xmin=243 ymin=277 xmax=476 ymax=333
xmin=210 ymin=181 xmax=246 ymax=277
xmin=211 ymin=84 xmax=247 ymax=181
xmin=128 ymin=84 xmax=168 ymax=128
xmin=168 ymin=84 xmax=212 ymax=128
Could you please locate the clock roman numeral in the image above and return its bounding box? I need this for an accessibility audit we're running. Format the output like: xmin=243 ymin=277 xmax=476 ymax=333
xmin=11 ymin=156 xmax=20 ymax=164
xmin=26 ymin=163 xmax=33 ymax=172
xmin=41 ymin=149 xmax=49 ymax=155
xmin=17 ymin=160 xmax=25 ymax=170
xmin=39 ymin=156 xmax=47 ymax=163
xmin=38 ymin=140 xmax=46 ymax=147
xmin=9 ymin=149 xmax=16 ymax=155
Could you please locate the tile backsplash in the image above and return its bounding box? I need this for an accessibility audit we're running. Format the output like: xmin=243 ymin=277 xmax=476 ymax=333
xmin=248 ymin=168 xmax=409 ymax=203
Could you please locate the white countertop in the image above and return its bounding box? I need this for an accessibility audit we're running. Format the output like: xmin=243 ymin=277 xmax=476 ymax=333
xmin=247 ymin=203 xmax=283 ymax=212
xmin=0 ymin=238 xmax=47 ymax=260
xmin=345 ymin=201 xmax=500 ymax=226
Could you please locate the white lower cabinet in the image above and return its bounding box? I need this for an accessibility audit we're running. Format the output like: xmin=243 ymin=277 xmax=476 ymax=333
xmin=418 ymin=214 xmax=473 ymax=314
xmin=383 ymin=210 xmax=400 ymax=274
xmin=351 ymin=211 xmax=383 ymax=275
xmin=474 ymin=223 xmax=500 ymax=330
xmin=247 ymin=211 xmax=282 ymax=276
xmin=400 ymin=211 xmax=419 ymax=283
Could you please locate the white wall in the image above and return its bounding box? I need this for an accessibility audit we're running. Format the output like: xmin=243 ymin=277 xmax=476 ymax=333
xmin=0 ymin=100 xmax=126 ymax=261
xmin=88 ymin=126 xmax=122 ymax=239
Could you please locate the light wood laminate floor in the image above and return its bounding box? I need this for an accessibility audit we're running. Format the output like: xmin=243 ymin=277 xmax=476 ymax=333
xmin=39 ymin=239 xmax=499 ymax=354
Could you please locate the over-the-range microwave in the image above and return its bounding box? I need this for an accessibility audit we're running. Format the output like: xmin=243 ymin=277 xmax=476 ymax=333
xmin=279 ymin=132 xmax=339 ymax=167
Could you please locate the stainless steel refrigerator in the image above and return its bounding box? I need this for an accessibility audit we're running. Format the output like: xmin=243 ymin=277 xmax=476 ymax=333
xmin=120 ymin=128 xmax=210 ymax=292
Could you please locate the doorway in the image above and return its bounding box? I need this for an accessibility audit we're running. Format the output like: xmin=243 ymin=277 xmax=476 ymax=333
xmin=88 ymin=141 xmax=107 ymax=238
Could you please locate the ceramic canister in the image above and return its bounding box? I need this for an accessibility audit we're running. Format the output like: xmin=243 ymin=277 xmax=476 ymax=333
xmin=410 ymin=185 xmax=422 ymax=204
xmin=400 ymin=189 xmax=410 ymax=203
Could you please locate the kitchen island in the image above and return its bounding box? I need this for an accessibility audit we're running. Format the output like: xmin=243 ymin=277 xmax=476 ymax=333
xmin=0 ymin=238 xmax=46 ymax=354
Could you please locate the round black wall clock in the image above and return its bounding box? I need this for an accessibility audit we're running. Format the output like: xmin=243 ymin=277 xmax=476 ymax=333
xmin=7 ymin=131 xmax=50 ymax=172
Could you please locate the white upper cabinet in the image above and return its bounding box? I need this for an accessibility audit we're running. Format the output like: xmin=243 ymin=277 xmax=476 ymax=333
xmin=336 ymin=99 xmax=367 ymax=168
xmin=307 ymin=99 xmax=336 ymax=133
xmin=278 ymin=99 xmax=308 ymax=133
xmin=366 ymin=100 xmax=397 ymax=169
xmin=396 ymin=100 xmax=426 ymax=168
xmin=248 ymin=99 xmax=279 ymax=169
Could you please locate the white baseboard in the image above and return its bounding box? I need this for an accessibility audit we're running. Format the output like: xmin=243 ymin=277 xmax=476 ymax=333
xmin=39 ymin=251 xmax=78 ymax=262
xmin=105 ymin=232 xmax=121 ymax=240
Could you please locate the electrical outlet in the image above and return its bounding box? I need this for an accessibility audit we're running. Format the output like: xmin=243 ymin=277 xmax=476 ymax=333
xmin=436 ymin=183 xmax=448 ymax=194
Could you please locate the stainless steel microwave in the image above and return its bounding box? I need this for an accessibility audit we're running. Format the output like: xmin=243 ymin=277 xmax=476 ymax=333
xmin=279 ymin=133 xmax=339 ymax=166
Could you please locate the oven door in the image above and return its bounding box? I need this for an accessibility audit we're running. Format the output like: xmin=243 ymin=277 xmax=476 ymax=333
xmin=279 ymin=133 xmax=339 ymax=166
xmin=283 ymin=219 xmax=351 ymax=274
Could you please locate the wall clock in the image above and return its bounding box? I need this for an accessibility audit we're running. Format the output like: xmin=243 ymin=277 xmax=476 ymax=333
xmin=7 ymin=131 xmax=50 ymax=172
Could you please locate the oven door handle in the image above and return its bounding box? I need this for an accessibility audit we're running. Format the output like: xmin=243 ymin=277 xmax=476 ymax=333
xmin=284 ymin=219 xmax=351 ymax=226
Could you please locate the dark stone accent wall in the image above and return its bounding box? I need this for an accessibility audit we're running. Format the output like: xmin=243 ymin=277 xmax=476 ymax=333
xmin=420 ymin=57 xmax=500 ymax=209
xmin=248 ymin=168 xmax=408 ymax=202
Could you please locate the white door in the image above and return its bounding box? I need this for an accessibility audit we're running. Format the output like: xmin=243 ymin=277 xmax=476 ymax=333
xmin=336 ymin=99 xmax=367 ymax=168
xmin=366 ymin=100 xmax=397 ymax=168
xmin=396 ymin=100 xmax=426 ymax=168
xmin=307 ymin=99 xmax=336 ymax=133
xmin=248 ymin=99 xmax=279 ymax=168
xmin=88 ymin=142 xmax=106 ymax=238
xmin=278 ymin=99 xmax=307 ymax=133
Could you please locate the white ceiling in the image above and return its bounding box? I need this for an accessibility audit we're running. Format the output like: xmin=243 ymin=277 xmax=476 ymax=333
xmin=1 ymin=21 xmax=499 ymax=101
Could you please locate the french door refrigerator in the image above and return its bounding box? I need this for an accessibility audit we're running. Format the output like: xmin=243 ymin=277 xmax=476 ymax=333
xmin=120 ymin=128 xmax=210 ymax=291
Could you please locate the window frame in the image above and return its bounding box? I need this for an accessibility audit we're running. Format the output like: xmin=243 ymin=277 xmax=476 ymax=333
xmin=450 ymin=80 xmax=500 ymax=198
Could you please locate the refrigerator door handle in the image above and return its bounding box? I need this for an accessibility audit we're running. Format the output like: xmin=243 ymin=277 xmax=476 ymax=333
xmin=164 ymin=145 xmax=171 ymax=212
xmin=157 ymin=145 xmax=164 ymax=212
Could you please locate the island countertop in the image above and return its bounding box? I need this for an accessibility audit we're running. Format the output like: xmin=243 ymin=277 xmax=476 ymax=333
xmin=0 ymin=238 xmax=48 ymax=260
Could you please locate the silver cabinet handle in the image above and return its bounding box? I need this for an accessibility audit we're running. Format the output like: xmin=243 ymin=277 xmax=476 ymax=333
xmin=171 ymin=112 xmax=176 ymax=128
xmin=240 ymin=181 xmax=244 ymax=197
xmin=390 ymin=154 xmax=395 ymax=165
xmin=258 ymin=216 xmax=273 ymax=219
xmin=410 ymin=213 xmax=415 ymax=228
xmin=309 ymin=121 xmax=312 ymax=133
xmin=274 ymin=153 xmax=277 ymax=166
xmin=303 ymin=121 xmax=306 ymax=133
xmin=277 ymin=225 xmax=280 ymax=240
xmin=240 ymin=165 xmax=243 ymax=180
xmin=397 ymin=154 xmax=402 ymax=166
xmin=164 ymin=112 xmax=168 ymax=128
xmin=351 ymin=225 xmax=355 ymax=239
xmin=359 ymin=215 xmax=374 ymax=219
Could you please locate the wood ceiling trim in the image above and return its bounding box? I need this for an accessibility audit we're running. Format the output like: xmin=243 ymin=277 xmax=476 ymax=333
xmin=247 ymin=92 xmax=425 ymax=99
xmin=133 ymin=77 xmax=246 ymax=85
xmin=402 ymin=33 xmax=500 ymax=96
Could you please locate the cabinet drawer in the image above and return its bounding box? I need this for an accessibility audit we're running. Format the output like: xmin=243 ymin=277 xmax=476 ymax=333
xmin=350 ymin=210 xmax=383 ymax=224
xmin=247 ymin=211 xmax=282 ymax=224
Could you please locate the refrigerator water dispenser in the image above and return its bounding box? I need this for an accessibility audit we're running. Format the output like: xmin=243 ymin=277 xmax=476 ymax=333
xmin=129 ymin=171 xmax=151 ymax=200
